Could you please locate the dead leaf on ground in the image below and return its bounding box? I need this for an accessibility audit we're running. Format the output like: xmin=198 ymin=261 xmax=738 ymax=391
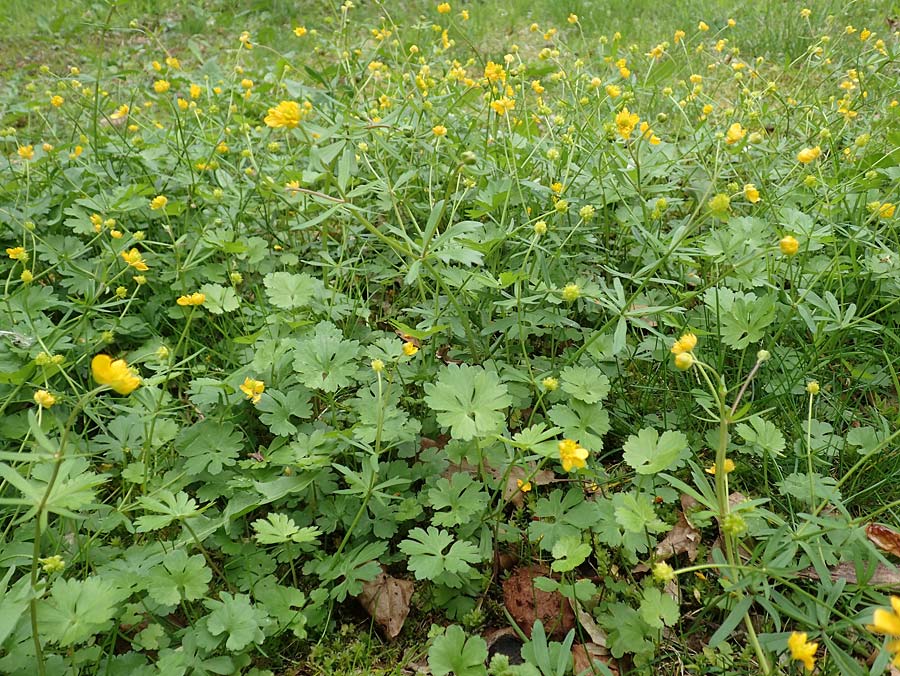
xmin=867 ymin=523 xmax=900 ymax=559
xmin=655 ymin=510 xmax=700 ymax=562
xmin=799 ymin=561 xmax=900 ymax=586
xmin=504 ymin=465 xmax=555 ymax=507
xmin=572 ymin=643 xmax=619 ymax=675
xmin=503 ymin=565 xmax=575 ymax=638
xmin=568 ymin=598 xmax=608 ymax=648
xmin=356 ymin=568 xmax=414 ymax=639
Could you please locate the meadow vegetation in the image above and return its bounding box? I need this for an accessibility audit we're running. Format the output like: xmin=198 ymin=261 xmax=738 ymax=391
xmin=1 ymin=0 xmax=900 ymax=674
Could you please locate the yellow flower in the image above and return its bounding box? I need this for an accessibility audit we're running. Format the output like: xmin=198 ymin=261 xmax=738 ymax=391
xmin=559 ymin=439 xmax=589 ymax=472
xmin=567 ymin=14 xmax=578 ymax=24
xmin=51 ymin=95 xmax=64 ymax=107
xmin=484 ymin=61 xmax=506 ymax=83
xmin=490 ymin=97 xmax=515 ymax=115
xmin=432 ymin=125 xmax=447 ymax=137
xmin=149 ymin=195 xmax=168 ymax=210
xmin=6 ymin=246 xmax=28 ymax=262
xmin=779 ymin=235 xmax=799 ymax=256
xmin=371 ymin=359 xmax=385 ymax=373
xmin=705 ymin=459 xmax=736 ymax=475
xmin=725 ymin=122 xmax=745 ymax=144
xmin=698 ymin=21 xmax=709 ymax=31
xmin=800 ymin=8 xmax=811 ymax=18
xmin=20 ymin=270 xmax=33 ymax=283
xmin=402 ymin=341 xmax=419 ymax=356
xmin=110 ymin=104 xmax=130 ymax=120
xmin=176 ymin=292 xmax=206 ymax=306
xmin=153 ymin=79 xmax=170 ymax=94
xmin=34 ymin=390 xmax=57 ymax=408
xmin=878 ymin=203 xmax=896 ymax=219
xmin=605 ymin=84 xmax=621 ymax=98
xmin=870 ymin=597 xmax=900 ymax=660
xmin=806 ymin=381 xmax=820 ymax=395
xmin=743 ymin=184 xmax=760 ymax=203
xmin=517 ymin=479 xmax=532 ymax=493
xmin=294 ymin=26 xmax=308 ymax=37
xmin=542 ymin=376 xmax=559 ymax=391
xmin=437 ymin=2 xmax=451 ymax=13
xmin=190 ymin=83 xmax=202 ymax=99
xmin=671 ymin=332 xmax=698 ymax=355
xmin=121 ymin=248 xmax=149 ymax=271
xmin=264 ymin=100 xmax=303 ymax=129
xmin=797 ymin=146 xmax=821 ymax=163
xmin=17 ymin=145 xmax=34 ymax=160
xmin=91 ymin=354 xmax=141 ymax=395
xmin=708 ymin=193 xmax=731 ymax=214
xmin=787 ymin=632 xmax=818 ymax=672
xmin=240 ymin=377 xmax=265 ymax=404
xmin=615 ymin=107 xmax=640 ymax=140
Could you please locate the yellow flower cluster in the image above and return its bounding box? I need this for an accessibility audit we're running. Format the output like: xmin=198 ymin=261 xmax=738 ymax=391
xmin=92 ymin=355 xmax=141 ymax=395
xmin=671 ymin=332 xmax=697 ymax=370
xmin=176 ymin=292 xmax=206 ymax=306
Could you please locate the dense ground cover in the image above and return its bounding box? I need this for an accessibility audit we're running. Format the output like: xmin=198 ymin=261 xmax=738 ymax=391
xmin=1 ymin=0 xmax=899 ymax=673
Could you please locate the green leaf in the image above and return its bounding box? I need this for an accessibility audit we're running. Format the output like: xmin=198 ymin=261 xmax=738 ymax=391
xmin=292 ymin=321 xmax=360 ymax=392
xmin=252 ymin=513 xmax=320 ymax=545
xmin=428 ymin=473 xmax=489 ymax=528
xmin=602 ymin=603 xmax=655 ymax=659
xmin=735 ymin=416 xmax=785 ymax=458
xmin=428 ymin=624 xmax=488 ymax=676
xmin=704 ymin=288 xmax=776 ymax=350
xmin=614 ymin=492 xmax=667 ymax=534
xmin=38 ymin=576 xmax=123 ymax=647
xmin=424 ymin=364 xmax=511 ymax=441
xmin=639 ymin=587 xmax=680 ymax=629
xmin=134 ymin=490 xmax=201 ymax=532
xmin=560 ymin=365 xmax=610 ymax=404
xmin=199 ymin=283 xmax=240 ymax=314
xmin=256 ymin=388 xmax=312 ymax=436
xmin=176 ymin=419 xmax=243 ymax=475
xmin=550 ymin=535 xmax=591 ymax=572
xmin=399 ymin=527 xmax=481 ymax=586
xmin=263 ymin=271 xmax=316 ymax=310
xmin=622 ymin=428 xmax=690 ymax=475
xmin=204 ymin=592 xmax=270 ymax=651
xmin=146 ymin=549 xmax=211 ymax=605
xmin=528 ymin=489 xmax=600 ymax=553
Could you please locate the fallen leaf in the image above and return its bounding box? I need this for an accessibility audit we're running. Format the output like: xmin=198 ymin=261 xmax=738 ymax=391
xmin=568 ymin=598 xmax=608 ymax=647
xmin=799 ymin=561 xmax=900 ymax=586
xmin=503 ymin=565 xmax=575 ymax=638
xmin=655 ymin=510 xmax=700 ymax=562
xmin=504 ymin=465 xmax=555 ymax=507
xmin=572 ymin=643 xmax=618 ymax=675
xmin=356 ymin=568 xmax=414 ymax=639
xmin=867 ymin=523 xmax=900 ymax=559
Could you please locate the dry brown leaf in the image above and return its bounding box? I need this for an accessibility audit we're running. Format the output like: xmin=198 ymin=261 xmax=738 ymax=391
xmin=572 ymin=643 xmax=619 ymax=675
xmin=568 ymin=598 xmax=608 ymax=648
xmin=503 ymin=565 xmax=575 ymax=638
xmin=867 ymin=523 xmax=900 ymax=559
xmin=799 ymin=561 xmax=900 ymax=586
xmin=503 ymin=465 xmax=555 ymax=506
xmin=655 ymin=510 xmax=700 ymax=562
xmin=356 ymin=569 xmax=414 ymax=639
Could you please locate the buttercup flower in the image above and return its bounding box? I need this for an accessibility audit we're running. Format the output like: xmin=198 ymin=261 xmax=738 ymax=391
xmin=671 ymin=332 xmax=698 ymax=355
xmin=674 ymin=352 xmax=694 ymax=370
xmin=153 ymin=79 xmax=170 ymax=94
xmin=542 ymin=376 xmax=559 ymax=391
xmin=725 ymin=122 xmax=745 ymax=144
xmin=176 ymin=292 xmax=206 ymax=306
xmin=797 ymin=146 xmax=821 ymax=163
xmin=18 ymin=145 xmax=34 ymax=160
xmin=787 ymin=632 xmax=818 ymax=672
xmin=402 ymin=341 xmax=419 ymax=356
xmin=149 ymin=195 xmax=168 ymax=210
xmin=743 ymin=183 xmax=760 ymax=203
xmin=6 ymin=247 xmax=28 ymax=262
xmin=432 ymin=124 xmax=447 ymax=136
xmin=240 ymin=377 xmax=265 ymax=404
xmin=92 ymin=354 xmax=141 ymax=395
xmin=779 ymin=235 xmax=799 ymax=256
xmin=34 ymin=390 xmax=57 ymax=408
xmin=437 ymin=2 xmax=451 ymax=13
xmin=869 ymin=596 xmax=900 ymax=666
xmin=562 ymin=283 xmax=581 ymax=302
xmin=705 ymin=459 xmax=736 ymax=475
xmin=516 ymin=479 xmax=532 ymax=493
xmin=559 ymin=439 xmax=589 ymax=472
xmin=121 ymin=248 xmax=149 ymax=271
xmin=265 ymin=101 xmax=303 ymax=129
xmin=615 ymin=107 xmax=640 ymax=140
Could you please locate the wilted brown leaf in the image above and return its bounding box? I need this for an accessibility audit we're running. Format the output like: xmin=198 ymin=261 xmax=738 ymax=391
xmin=503 ymin=565 xmax=575 ymax=638
xmin=572 ymin=643 xmax=618 ymax=675
xmin=655 ymin=510 xmax=700 ymax=562
xmin=568 ymin=599 xmax=608 ymax=647
xmin=867 ymin=523 xmax=900 ymax=559
xmin=504 ymin=465 xmax=555 ymax=507
xmin=799 ymin=561 xmax=900 ymax=586
xmin=357 ymin=569 xmax=414 ymax=639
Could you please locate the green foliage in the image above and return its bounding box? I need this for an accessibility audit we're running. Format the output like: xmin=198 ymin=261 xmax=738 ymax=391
xmin=1 ymin=0 xmax=898 ymax=673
